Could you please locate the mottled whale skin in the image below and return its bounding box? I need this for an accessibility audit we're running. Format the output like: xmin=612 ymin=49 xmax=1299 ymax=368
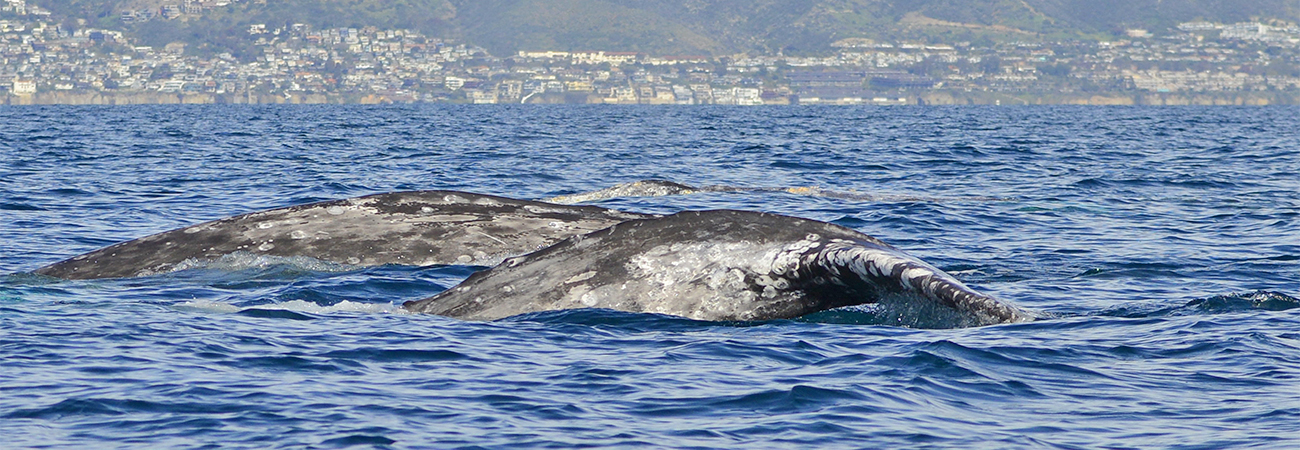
xmin=36 ymin=191 xmax=650 ymax=279
xmin=404 ymin=210 xmax=1033 ymax=325
xmin=545 ymin=180 xmax=704 ymax=203
xmin=544 ymin=179 xmax=1012 ymax=204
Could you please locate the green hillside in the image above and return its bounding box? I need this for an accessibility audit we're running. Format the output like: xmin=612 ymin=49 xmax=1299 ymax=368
xmin=454 ymin=0 xmax=1300 ymax=54
xmin=27 ymin=0 xmax=1300 ymax=57
xmin=1028 ymin=0 xmax=1299 ymax=31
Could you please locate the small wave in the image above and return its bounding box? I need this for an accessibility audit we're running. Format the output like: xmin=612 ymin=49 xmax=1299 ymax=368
xmin=1186 ymin=291 xmax=1300 ymax=312
xmin=237 ymin=308 xmax=317 ymax=321
xmin=2 ymin=397 xmax=249 ymax=420
xmin=319 ymin=435 xmax=398 ymax=447
xmin=165 ymin=252 xmax=356 ymax=277
xmin=498 ymin=308 xmax=719 ymax=331
xmin=494 ymin=299 xmax=1013 ymax=330
xmin=45 ymin=187 xmax=97 ymax=196
xmin=174 ymin=299 xmax=404 ymax=316
xmin=322 ymin=348 xmax=468 ymax=363
xmin=173 ymin=300 xmax=242 ymax=313
xmin=0 ymin=202 xmax=45 ymax=211
xmin=1100 ymin=291 xmax=1299 ymax=318
xmin=800 ymin=292 xmax=1014 ymax=329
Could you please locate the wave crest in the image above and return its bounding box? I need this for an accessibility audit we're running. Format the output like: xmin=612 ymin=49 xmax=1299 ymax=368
xmin=163 ymin=252 xmax=356 ymax=276
xmin=174 ymin=299 xmax=404 ymax=315
xmin=1186 ymin=291 xmax=1300 ymax=312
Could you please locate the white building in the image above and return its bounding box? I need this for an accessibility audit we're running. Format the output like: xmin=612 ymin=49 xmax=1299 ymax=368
xmin=12 ymin=79 xmax=35 ymax=95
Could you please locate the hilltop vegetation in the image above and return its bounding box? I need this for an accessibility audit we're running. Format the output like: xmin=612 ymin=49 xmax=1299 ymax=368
xmin=28 ymin=0 xmax=1300 ymax=56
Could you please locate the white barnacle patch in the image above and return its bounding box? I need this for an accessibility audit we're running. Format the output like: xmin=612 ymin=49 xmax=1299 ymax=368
xmin=823 ymin=242 xmax=965 ymax=299
xmin=457 ymin=255 xmax=473 ymax=263
xmin=443 ymin=195 xmax=467 ymax=204
xmin=822 ymin=243 xmax=884 ymax=281
xmin=618 ymin=239 xmax=801 ymax=319
xmin=326 ymin=205 xmax=345 ymax=215
xmin=565 ymin=271 xmax=598 ymax=284
xmin=925 ymin=279 xmax=943 ymax=296
xmin=899 ymin=267 xmax=932 ymax=289
xmin=865 ymin=260 xmax=881 ymax=278
xmin=762 ymin=238 xmax=820 ymax=277
xmin=829 ymin=250 xmax=870 ymax=278
xmin=257 ymin=222 xmax=274 ymax=229
xmin=523 ymin=205 xmax=566 ymax=215
xmin=420 ymin=206 xmax=435 ymax=214
xmin=865 ymin=250 xmax=912 ymax=279
xmin=257 ymin=242 xmax=275 ymax=252
xmin=703 ymin=268 xmax=745 ymax=291
xmin=771 ymin=277 xmax=790 ymax=290
xmin=290 ymin=230 xmax=308 ymax=239
xmin=183 ymin=226 xmax=204 ymax=234
xmin=501 ymin=285 xmax=514 ymax=293
xmin=563 ymin=284 xmax=595 ymax=306
xmin=580 ymin=291 xmax=599 ymax=307
xmin=347 ymin=257 xmax=361 ymax=264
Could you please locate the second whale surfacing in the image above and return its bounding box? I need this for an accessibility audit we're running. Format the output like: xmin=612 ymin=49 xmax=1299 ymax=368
xmin=404 ymin=210 xmax=1034 ymax=326
xmin=35 ymin=191 xmax=649 ymax=279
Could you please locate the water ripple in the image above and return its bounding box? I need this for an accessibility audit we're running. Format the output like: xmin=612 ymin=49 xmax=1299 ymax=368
xmin=2 ymin=106 xmax=1299 ymax=449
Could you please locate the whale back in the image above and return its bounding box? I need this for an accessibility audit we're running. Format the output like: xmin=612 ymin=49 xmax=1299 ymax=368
xmin=404 ymin=210 xmax=1032 ymax=324
xmin=36 ymin=191 xmax=650 ymax=279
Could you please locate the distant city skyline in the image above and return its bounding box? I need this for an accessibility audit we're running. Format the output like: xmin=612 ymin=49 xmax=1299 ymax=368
xmin=4 ymin=0 xmax=1300 ymax=105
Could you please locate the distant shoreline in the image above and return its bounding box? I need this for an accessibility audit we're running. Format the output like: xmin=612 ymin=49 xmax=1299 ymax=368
xmin=4 ymin=90 xmax=1298 ymax=106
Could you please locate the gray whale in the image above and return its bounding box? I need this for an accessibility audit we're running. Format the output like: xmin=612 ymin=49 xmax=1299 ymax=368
xmin=404 ymin=209 xmax=1033 ymax=325
xmin=35 ymin=188 xmax=1031 ymax=326
xmin=36 ymin=191 xmax=649 ymax=279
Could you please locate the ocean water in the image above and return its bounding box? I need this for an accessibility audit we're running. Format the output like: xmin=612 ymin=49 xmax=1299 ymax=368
xmin=2 ymin=105 xmax=1299 ymax=449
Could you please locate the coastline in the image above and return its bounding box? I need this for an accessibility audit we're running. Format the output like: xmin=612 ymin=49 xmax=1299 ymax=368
xmin=4 ymin=90 xmax=1298 ymax=106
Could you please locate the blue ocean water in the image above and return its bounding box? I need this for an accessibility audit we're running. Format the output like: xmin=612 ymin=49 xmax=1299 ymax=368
xmin=2 ymin=105 xmax=1299 ymax=449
